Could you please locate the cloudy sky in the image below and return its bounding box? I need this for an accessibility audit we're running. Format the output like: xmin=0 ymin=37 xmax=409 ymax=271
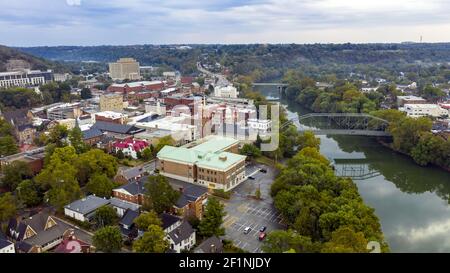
xmin=2 ymin=0 xmax=450 ymax=46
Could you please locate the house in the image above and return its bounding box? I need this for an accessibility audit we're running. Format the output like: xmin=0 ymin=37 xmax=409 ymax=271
xmin=112 ymin=138 xmax=149 ymax=159
xmin=166 ymin=220 xmax=196 ymax=253
xmin=114 ymin=166 xmax=147 ymax=184
xmin=109 ymin=197 xmax=140 ymax=218
xmin=112 ymin=179 xmax=146 ymax=203
xmin=64 ymin=195 xmax=110 ymax=222
xmin=0 ymin=232 xmax=15 ymax=253
xmin=7 ymin=210 xmax=93 ymax=253
xmin=16 ymin=124 xmax=36 ymax=145
xmin=82 ymin=127 xmax=104 ymax=146
xmin=169 ymin=179 xmax=208 ymax=220
xmin=0 ymin=147 xmax=45 ymax=174
xmin=119 ymin=209 xmax=140 ymax=239
xmin=194 ymin=236 xmax=223 ymax=253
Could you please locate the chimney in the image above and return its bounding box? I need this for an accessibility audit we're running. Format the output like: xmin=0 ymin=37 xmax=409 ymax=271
xmin=210 ymin=244 xmax=216 ymax=253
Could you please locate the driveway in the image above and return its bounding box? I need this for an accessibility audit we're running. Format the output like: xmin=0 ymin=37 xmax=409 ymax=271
xmin=221 ymin=163 xmax=285 ymax=253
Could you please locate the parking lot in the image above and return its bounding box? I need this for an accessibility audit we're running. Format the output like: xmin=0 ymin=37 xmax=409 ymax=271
xmin=221 ymin=163 xmax=285 ymax=253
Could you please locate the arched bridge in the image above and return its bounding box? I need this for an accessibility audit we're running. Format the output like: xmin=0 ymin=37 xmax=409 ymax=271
xmin=281 ymin=113 xmax=391 ymax=137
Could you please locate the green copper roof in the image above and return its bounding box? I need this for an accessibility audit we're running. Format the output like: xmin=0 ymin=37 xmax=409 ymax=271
xmin=157 ymin=137 xmax=245 ymax=171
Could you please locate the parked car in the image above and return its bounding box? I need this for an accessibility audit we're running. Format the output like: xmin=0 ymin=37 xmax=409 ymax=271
xmin=260 ymin=169 xmax=267 ymax=173
xmin=248 ymin=176 xmax=255 ymax=180
xmin=259 ymin=232 xmax=267 ymax=241
xmin=244 ymin=227 xmax=251 ymax=234
xmin=259 ymin=226 xmax=267 ymax=232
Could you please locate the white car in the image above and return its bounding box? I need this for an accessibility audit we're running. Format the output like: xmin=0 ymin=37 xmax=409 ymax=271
xmin=244 ymin=227 xmax=251 ymax=234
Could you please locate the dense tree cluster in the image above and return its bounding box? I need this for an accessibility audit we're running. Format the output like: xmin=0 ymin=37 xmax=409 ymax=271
xmin=266 ymin=145 xmax=388 ymax=253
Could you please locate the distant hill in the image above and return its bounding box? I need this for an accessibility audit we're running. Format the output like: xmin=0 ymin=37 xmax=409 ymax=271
xmin=0 ymin=45 xmax=68 ymax=73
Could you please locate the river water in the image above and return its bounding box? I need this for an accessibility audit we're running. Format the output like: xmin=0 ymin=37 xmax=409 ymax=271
xmin=256 ymin=85 xmax=450 ymax=253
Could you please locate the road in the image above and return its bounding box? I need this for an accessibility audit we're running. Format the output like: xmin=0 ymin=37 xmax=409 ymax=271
xmin=197 ymin=62 xmax=230 ymax=86
xmin=221 ymin=163 xmax=285 ymax=253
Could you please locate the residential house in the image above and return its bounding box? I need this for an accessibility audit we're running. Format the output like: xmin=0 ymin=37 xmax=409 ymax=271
xmin=54 ymin=232 xmax=92 ymax=253
xmin=109 ymin=197 xmax=140 ymax=218
xmin=7 ymin=210 xmax=93 ymax=253
xmin=194 ymin=236 xmax=223 ymax=253
xmin=170 ymin=179 xmax=208 ymax=220
xmin=119 ymin=209 xmax=140 ymax=239
xmin=82 ymin=127 xmax=104 ymax=146
xmin=64 ymin=195 xmax=110 ymax=222
xmin=112 ymin=138 xmax=149 ymax=159
xmin=114 ymin=166 xmax=147 ymax=184
xmin=161 ymin=213 xmax=196 ymax=253
xmin=0 ymin=232 xmax=15 ymax=253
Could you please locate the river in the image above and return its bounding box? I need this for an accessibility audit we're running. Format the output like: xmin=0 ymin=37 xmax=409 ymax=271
xmin=255 ymin=85 xmax=450 ymax=253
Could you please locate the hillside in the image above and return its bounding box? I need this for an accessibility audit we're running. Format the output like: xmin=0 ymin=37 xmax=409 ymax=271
xmin=0 ymin=45 xmax=68 ymax=73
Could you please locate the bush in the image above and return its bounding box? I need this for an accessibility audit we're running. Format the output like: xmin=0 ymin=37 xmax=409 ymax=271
xmin=213 ymin=189 xmax=231 ymax=199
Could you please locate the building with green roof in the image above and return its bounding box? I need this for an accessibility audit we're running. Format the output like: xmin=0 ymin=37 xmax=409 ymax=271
xmin=157 ymin=136 xmax=246 ymax=191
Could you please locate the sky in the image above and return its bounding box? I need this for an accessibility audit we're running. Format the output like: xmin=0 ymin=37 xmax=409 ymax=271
xmin=2 ymin=0 xmax=450 ymax=46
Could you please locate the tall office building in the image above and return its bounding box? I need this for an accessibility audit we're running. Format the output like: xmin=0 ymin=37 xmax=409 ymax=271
xmin=99 ymin=93 xmax=124 ymax=112
xmin=108 ymin=58 xmax=141 ymax=81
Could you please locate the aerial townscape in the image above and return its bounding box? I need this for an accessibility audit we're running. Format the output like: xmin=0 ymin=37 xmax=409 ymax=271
xmin=1 ymin=1 xmax=450 ymax=258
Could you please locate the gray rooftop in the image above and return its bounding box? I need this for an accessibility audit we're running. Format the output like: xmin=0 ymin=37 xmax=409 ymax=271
xmin=64 ymin=195 xmax=110 ymax=215
xmin=110 ymin=197 xmax=140 ymax=211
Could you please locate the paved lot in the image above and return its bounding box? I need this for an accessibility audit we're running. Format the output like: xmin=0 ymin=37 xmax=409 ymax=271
xmin=222 ymin=163 xmax=285 ymax=253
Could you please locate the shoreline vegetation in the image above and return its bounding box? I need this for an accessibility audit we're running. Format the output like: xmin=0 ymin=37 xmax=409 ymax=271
xmin=240 ymin=89 xmax=388 ymax=253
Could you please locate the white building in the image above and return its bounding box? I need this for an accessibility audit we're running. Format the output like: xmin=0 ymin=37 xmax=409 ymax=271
xmin=162 ymin=214 xmax=196 ymax=253
xmin=401 ymin=104 xmax=448 ymax=118
xmin=64 ymin=195 xmax=110 ymax=222
xmin=0 ymin=69 xmax=53 ymax=88
xmin=214 ymin=85 xmax=238 ymax=98
xmin=248 ymin=119 xmax=272 ymax=136
xmin=145 ymin=101 xmax=166 ymax=116
xmin=135 ymin=115 xmax=198 ymax=143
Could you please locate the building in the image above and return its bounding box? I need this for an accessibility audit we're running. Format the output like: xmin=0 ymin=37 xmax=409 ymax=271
xmin=170 ymin=179 xmax=208 ymax=220
xmin=397 ymin=96 xmax=427 ymax=107
xmin=157 ymin=136 xmax=246 ymax=191
xmin=16 ymin=124 xmax=36 ymax=145
xmin=0 ymin=232 xmax=15 ymax=253
xmin=107 ymin=81 xmax=164 ymax=93
xmin=214 ymin=85 xmax=238 ymax=98
xmin=112 ymin=138 xmax=149 ymax=159
xmin=46 ymin=103 xmax=81 ymax=120
xmin=82 ymin=127 xmax=104 ymax=146
xmin=94 ymin=111 xmax=128 ymax=124
xmin=0 ymin=69 xmax=53 ymax=88
xmin=401 ymin=104 xmax=448 ymax=118
xmin=7 ymin=210 xmax=92 ymax=253
xmin=109 ymin=58 xmax=141 ymax=81
xmin=135 ymin=115 xmax=198 ymax=143
xmin=99 ymin=94 xmax=124 ymax=112
xmin=194 ymin=236 xmax=223 ymax=253
xmin=114 ymin=165 xmax=148 ymax=184
xmin=113 ymin=179 xmax=147 ymax=203
xmin=64 ymin=195 xmax=110 ymax=222
xmin=109 ymin=197 xmax=140 ymax=218
xmin=247 ymin=118 xmax=272 ymax=136
xmin=0 ymin=147 xmax=45 ymax=175
xmin=53 ymin=73 xmax=72 ymax=82
xmin=91 ymin=121 xmax=145 ymax=138
xmin=161 ymin=213 xmax=196 ymax=253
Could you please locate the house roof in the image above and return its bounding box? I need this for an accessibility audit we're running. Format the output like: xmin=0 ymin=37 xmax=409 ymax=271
xmin=82 ymin=127 xmax=103 ymax=140
xmin=120 ymin=209 xmax=140 ymax=227
xmin=120 ymin=166 xmax=145 ymax=180
xmin=190 ymin=136 xmax=238 ymax=154
xmin=194 ymin=236 xmax=223 ymax=253
xmin=161 ymin=213 xmax=181 ymax=231
xmin=64 ymin=195 xmax=110 ymax=215
xmin=92 ymin=121 xmax=144 ymax=135
xmin=110 ymin=197 xmax=140 ymax=211
xmin=0 ymin=234 xmax=13 ymax=249
xmin=115 ymin=180 xmax=146 ymax=196
xmin=167 ymin=221 xmax=194 ymax=245
xmin=170 ymin=179 xmax=207 ymax=208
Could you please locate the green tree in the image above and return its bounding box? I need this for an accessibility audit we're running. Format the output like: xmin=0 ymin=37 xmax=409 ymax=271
xmin=45 ymin=124 xmax=69 ymax=147
xmin=144 ymin=175 xmax=180 ymax=214
xmin=321 ymin=226 xmax=369 ymax=253
xmin=0 ymin=192 xmax=17 ymax=222
xmin=80 ymin=88 xmax=92 ymax=99
xmin=141 ymin=147 xmax=153 ymax=161
xmin=240 ymin=144 xmax=261 ymax=160
xmin=93 ymin=226 xmax=123 ymax=253
xmin=86 ymin=173 xmax=116 ymax=198
xmin=391 ymin=117 xmax=432 ymax=154
xmin=94 ymin=206 xmax=119 ymax=228
xmin=76 ymin=149 xmax=118 ymax=185
xmin=69 ymin=126 xmax=89 ymax=154
xmin=132 ymin=225 xmax=169 ymax=253
xmin=198 ymin=197 xmax=226 ymax=237
xmin=134 ymin=211 xmax=162 ymax=231
xmin=17 ymin=179 xmax=41 ymax=207
xmin=262 ymin=230 xmax=317 ymax=253
xmin=297 ymin=131 xmax=320 ymax=150
xmin=1 ymin=161 xmax=33 ymax=191
xmin=154 ymin=136 xmax=175 ymax=154
xmin=0 ymin=135 xmax=18 ymax=156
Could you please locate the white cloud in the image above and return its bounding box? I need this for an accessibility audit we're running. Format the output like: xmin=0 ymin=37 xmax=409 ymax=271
xmin=66 ymin=0 xmax=81 ymax=6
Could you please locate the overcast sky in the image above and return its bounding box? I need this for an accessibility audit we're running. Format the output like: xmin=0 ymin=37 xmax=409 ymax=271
xmin=2 ymin=0 xmax=450 ymax=46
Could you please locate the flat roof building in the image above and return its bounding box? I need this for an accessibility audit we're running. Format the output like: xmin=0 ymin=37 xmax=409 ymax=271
xmin=109 ymin=58 xmax=141 ymax=81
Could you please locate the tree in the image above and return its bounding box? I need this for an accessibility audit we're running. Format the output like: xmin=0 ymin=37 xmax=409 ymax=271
xmin=45 ymin=124 xmax=69 ymax=147
xmin=1 ymin=161 xmax=33 ymax=191
xmin=93 ymin=226 xmax=123 ymax=253
xmin=76 ymin=149 xmax=118 ymax=185
xmin=0 ymin=193 xmax=17 ymax=222
xmin=321 ymin=226 xmax=369 ymax=253
xmin=240 ymin=144 xmax=261 ymax=160
xmin=93 ymin=206 xmax=119 ymax=228
xmin=141 ymin=147 xmax=153 ymax=161
xmin=134 ymin=211 xmax=162 ymax=231
xmin=255 ymin=187 xmax=261 ymax=200
xmin=0 ymin=136 xmax=18 ymax=156
xmin=17 ymin=179 xmax=41 ymax=207
xmin=144 ymin=175 xmax=180 ymax=214
xmin=116 ymin=150 xmax=125 ymax=159
xmin=297 ymin=131 xmax=320 ymax=150
xmin=86 ymin=173 xmax=116 ymax=198
xmin=262 ymin=230 xmax=317 ymax=253
xmin=198 ymin=197 xmax=226 ymax=237
xmin=154 ymin=136 xmax=175 ymax=154
xmin=69 ymin=126 xmax=89 ymax=154
xmin=80 ymin=87 xmax=92 ymax=99
xmin=391 ymin=117 xmax=432 ymax=154
xmin=132 ymin=225 xmax=169 ymax=253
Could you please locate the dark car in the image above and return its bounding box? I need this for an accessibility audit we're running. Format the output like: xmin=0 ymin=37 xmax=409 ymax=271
xmin=259 ymin=169 xmax=267 ymax=173
xmin=248 ymin=176 xmax=255 ymax=180
xmin=259 ymin=226 xmax=267 ymax=232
